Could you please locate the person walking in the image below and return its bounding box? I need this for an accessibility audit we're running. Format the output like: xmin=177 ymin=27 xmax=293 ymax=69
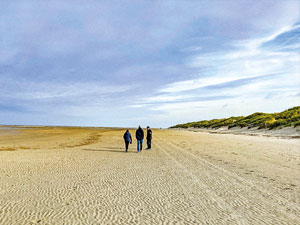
xmin=146 ymin=126 xmax=152 ymax=150
xmin=135 ymin=126 xmax=144 ymax=152
xmin=123 ymin=129 xmax=132 ymax=152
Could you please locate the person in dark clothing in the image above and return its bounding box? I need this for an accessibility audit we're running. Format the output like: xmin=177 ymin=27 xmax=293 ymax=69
xmin=135 ymin=126 xmax=144 ymax=152
xmin=123 ymin=129 xmax=132 ymax=152
xmin=146 ymin=126 xmax=152 ymax=150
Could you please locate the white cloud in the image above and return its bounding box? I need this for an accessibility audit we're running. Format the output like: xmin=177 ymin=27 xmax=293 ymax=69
xmin=239 ymin=25 xmax=296 ymax=50
xmin=161 ymin=25 xmax=299 ymax=95
xmin=145 ymin=94 xmax=192 ymax=102
xmin=159 ymin=76 xmax=252 ymax=93
xmin=0 ymin=79 xmax=132 ymax=100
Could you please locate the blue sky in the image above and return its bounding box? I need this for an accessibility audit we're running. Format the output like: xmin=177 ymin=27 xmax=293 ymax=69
xmin=0 ymin=0 xmax=299 ymax=128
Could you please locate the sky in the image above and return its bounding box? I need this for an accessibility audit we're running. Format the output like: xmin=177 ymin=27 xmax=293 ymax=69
xmin=0 ymin=0 xmax=299 ymax=128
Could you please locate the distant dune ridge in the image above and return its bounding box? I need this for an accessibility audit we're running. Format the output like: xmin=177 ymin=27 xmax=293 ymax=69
xmin=171 ymin=106 xmax=300 ymax=130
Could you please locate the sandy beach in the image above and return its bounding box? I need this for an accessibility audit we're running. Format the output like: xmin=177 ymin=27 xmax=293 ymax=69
xmin=0 ymin=126 xmax=299 ymax=224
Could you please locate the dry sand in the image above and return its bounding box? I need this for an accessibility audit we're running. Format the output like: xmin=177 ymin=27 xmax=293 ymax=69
xmin=0 ymin=126 xmax=299 ymax=224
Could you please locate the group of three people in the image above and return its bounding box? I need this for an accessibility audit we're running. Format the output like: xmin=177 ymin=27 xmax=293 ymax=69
xmin=123 ymin=126 xmax=152 ymax=152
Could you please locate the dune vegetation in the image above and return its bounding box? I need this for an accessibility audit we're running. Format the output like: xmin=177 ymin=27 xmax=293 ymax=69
xmin=171 ymin=106 xmax=300 ymax=129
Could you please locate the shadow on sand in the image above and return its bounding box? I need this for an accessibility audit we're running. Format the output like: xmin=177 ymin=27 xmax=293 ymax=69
xmin=82 ymin=148 xmax=136 ymax=154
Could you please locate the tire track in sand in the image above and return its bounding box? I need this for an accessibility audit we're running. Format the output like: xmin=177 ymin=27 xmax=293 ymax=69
xmin=156 ymin=137 xmax=300 ymax=224
xmin=154 ymin=142 xmax=249 ymax=224
xmin=164 ymin=137 xmax=300 ymax=217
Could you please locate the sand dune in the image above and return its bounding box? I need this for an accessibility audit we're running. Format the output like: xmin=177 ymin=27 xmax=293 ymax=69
xmin=0 ymin=126 xmax=299 ymax=224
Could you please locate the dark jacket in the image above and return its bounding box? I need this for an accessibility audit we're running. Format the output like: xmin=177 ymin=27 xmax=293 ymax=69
xmin=135 ymin=127 xmax=144 ymax=140
xmin=147 ymin=129 xmax=152 ymax=140
xmin=123 ymin=131 xmax=132 ymax=143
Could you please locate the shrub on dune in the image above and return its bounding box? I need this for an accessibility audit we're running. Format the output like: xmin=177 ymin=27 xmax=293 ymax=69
xmin=171 ymin=106 xmax=300 ymax=130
